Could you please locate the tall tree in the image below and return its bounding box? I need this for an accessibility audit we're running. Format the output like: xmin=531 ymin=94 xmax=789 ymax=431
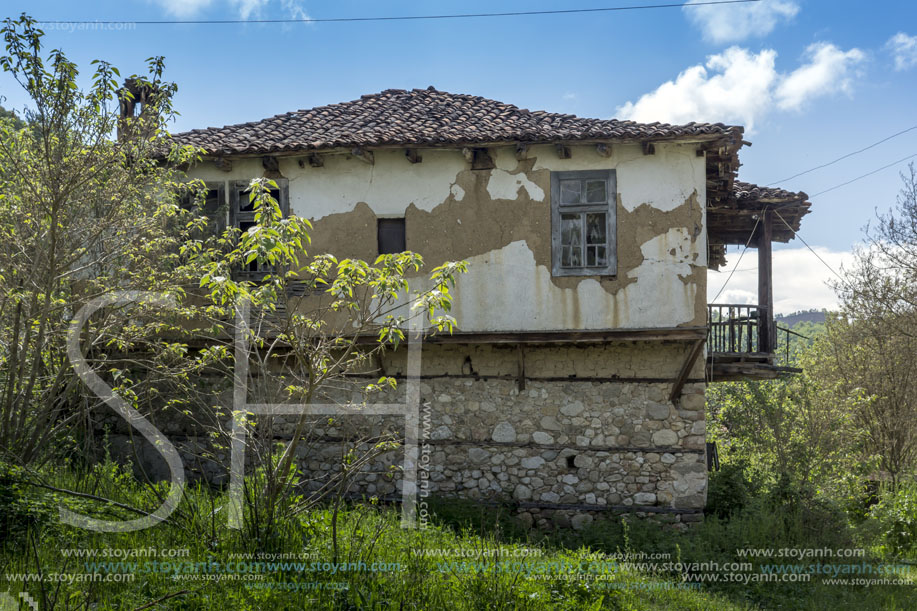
xmin=0 ymin=14 xmax=199 ymax=465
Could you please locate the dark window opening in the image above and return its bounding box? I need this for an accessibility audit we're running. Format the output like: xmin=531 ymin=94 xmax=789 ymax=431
xmin=238 ymin=220 xmax=260 ymax=272
xmin=229 ymin=179 xmax=289 ymax=280
xmin=566 ymin=455 xmax=577 ymax=469
xmin=180 ymin=185 xmax=225 ymax=239
xmin=238 ymin=188 xmax=280 ymax=212
xmin=378 ymin=218 xmax=406 ymax=254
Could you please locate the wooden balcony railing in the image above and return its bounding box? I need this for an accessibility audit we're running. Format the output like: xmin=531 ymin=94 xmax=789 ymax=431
xmin=707 ymin=303 xmax=774 ymax=354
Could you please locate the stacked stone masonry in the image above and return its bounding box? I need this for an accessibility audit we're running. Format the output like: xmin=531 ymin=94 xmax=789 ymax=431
xmin=102 ymin=341 xmax=707 ymax=528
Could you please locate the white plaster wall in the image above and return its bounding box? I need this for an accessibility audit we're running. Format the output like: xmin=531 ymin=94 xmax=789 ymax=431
xmin=189 ymin=149 xmax=469 ymax=219
xmin=185 ymin=142 xmax=707 ymax=331
xmin=446 ymin=235 xmax=697 ymax=331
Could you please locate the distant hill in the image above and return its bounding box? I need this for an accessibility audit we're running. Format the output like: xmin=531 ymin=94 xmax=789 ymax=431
xmin=776 ymin=309 xmax=827 ymax=326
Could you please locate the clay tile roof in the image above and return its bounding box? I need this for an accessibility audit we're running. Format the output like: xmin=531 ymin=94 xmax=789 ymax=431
xmin=733 ymin=181 xmax=809 ymax=202
xmin=169 ymin=87 xmax=743 ymax=156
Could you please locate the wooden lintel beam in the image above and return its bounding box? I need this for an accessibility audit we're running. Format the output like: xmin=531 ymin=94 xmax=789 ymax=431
xmin=555 ymin=144 xmax=571 ymax=159
xmin=351 ymin=147 xmax=374 ymax=165
xmin=595 ymin=143 xmax=612 ymax=158
xmin=350 ymin=327 xmax=708 ymax=345
xmin=669 ymin=338 xmax=706 ymax=404
xmin=405 ymin=148 xmax=422 ymax=164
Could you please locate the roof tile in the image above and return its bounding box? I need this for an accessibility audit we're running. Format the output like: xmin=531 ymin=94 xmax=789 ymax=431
xmin=170 ymin=87 xmax=743 ymax=156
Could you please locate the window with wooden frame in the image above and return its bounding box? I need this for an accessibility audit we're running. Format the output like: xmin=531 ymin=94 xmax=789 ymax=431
xmin=229 ymin=179 xmax=290 ymax=280
xmin=179 ymin=183 xmax=226 ymax=240
xmin=550 ymin=170 xmax=617 ymax=277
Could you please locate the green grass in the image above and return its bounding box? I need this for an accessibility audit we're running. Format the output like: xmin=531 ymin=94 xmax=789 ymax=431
xmin=0 ymin=463 xmax=914 ymax=610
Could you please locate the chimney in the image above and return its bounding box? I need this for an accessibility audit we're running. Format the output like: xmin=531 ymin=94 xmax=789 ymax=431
xmin=117 ymin=78 xmax=160 ymax=141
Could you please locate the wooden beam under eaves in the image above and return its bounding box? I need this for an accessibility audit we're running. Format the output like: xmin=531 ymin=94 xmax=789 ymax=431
xmin=463 ymin=147 xmax=495 ymax=170
xmin=555 ymin=144 xmax=571 ymax=159
xmin=642 ymin=142 xmax=655 ymax=155
xmin=405 ymin=148 xmax=422 ymax=164
xmin=298 ymin=154 xmax=324 ymax=168
xmin=214 ymin=157 xmax=232 ymax=172
xmin=352 ymin=147 xmax=374 ymax=165
xmin=515 ymin=143 xmax=528 ymax=161
xmin=262 ymin=156 xmax=280 ymax=172
xmin=595 ymin=143 xmax=612 ymax=158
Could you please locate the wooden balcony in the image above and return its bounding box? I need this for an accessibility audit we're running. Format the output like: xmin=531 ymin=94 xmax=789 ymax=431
xmin=706 ymin=303 xmax=801 ymax=381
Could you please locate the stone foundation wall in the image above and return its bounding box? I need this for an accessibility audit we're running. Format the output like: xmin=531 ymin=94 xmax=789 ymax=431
xmin=100 ymin=341 xmax=708 ymax=528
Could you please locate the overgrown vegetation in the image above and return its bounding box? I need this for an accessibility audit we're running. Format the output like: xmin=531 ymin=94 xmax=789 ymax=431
xmin=2 ymin=10 xmax=917 ymax=611
xmin=0 ymin=461 xmax=914 ymax=610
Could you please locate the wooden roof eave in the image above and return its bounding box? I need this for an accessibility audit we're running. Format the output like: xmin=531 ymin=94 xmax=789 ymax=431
xmin=185 ymin=132 xmax=741 ymax=161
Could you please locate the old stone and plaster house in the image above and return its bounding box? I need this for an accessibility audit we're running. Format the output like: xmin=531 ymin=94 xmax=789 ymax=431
xmin=160 ymin=88 xmax=811 ymax=528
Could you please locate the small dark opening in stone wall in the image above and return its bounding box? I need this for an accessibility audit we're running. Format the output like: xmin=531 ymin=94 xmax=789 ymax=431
xmin=566 ymin=455 xmax=577 ymax=469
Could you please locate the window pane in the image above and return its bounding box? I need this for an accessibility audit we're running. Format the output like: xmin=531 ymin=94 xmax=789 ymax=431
xmin=586 ymin=180 xmax=606 ymax=203
xmin=560 ymin=180 xmax=582 ymax=204
xmin=561 ymin=214 xmax=582 ymax=247
xmin=586 ymin=213 xmax=606 ymax=245
xmin=238 ymin=190 xmax=255 ymax=212
xmin=595 ymin=246 xmax=607 ymax=267
xmin=562 ymin=246 xmax=572 ymax=267
xmin=239 ymin=221 xmax=259 ymax=271
xmin=238 ymin=188 xmax=280 ymax=212
xmin=378 ymin=218 xmax=406 ymax=254
xmin=570 ymin=246 xmax=582 ymax=266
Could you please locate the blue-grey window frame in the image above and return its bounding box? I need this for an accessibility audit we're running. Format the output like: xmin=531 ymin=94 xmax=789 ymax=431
xmin=550 ymin=169 xmax=617 ymax=277
xmin=229 ymin=178 xmax=290 ymax=281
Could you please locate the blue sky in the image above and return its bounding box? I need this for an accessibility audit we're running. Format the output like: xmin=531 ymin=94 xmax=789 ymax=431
xmin=1 ymin=0 xmax=916 ymax=312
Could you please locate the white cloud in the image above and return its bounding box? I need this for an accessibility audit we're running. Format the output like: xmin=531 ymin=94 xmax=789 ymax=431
xmin=562 ymin=92 xmax=577 ymax=101
xmin=152 ymin=0 xmax=214 ymax=17
xmin=776 ymin=43 xmax=865 ymax=110
xmin=281 ymin=0 xmax=311 ymax=21
xmin=616 ymin=43 xmax=864 ymax=133
xmin=684 ymin=0 xmax=799 ymax=44
xmin=709 ymin=247 xmax=854 ymax=315
xmin=231 ymin=0 xmax=269 ymax=20
xmin=616 ymin=47 xmax=777 ymax=132
xmin=150 ymin=0 xmax=309 ymax=20
xmin=886 ymin=32 xmax=917 ymax=71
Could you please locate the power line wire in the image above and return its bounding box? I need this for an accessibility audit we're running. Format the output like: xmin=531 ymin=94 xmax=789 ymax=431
xmin=809 ymin=153 xmax=917 ymax=199
xmin=36 ymin=0 xmax=762 ymax=25
xmin=772 ymin=208 xmax=846 ymax=284
xmin=710 ymin=211 xmax=762 ymax=304
xmin=768 ymin=125 xmax=917 ymax=187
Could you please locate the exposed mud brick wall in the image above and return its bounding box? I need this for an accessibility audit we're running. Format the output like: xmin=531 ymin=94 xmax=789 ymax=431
xmin=186 ymin=142 xmax=709 ymax=331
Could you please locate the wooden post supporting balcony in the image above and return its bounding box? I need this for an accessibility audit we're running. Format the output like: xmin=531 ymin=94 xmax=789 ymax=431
xmin=757 ymin=208 xmax=774 ymax=354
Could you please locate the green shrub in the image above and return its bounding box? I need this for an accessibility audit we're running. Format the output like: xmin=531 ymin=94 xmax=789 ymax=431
xmin=869 ymin=483 xmax=917 ymax=559
xmin=0 ymin=462 xmax=53 ymax=547
xmin=706 ymin=462 xmax=758 ymax=518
